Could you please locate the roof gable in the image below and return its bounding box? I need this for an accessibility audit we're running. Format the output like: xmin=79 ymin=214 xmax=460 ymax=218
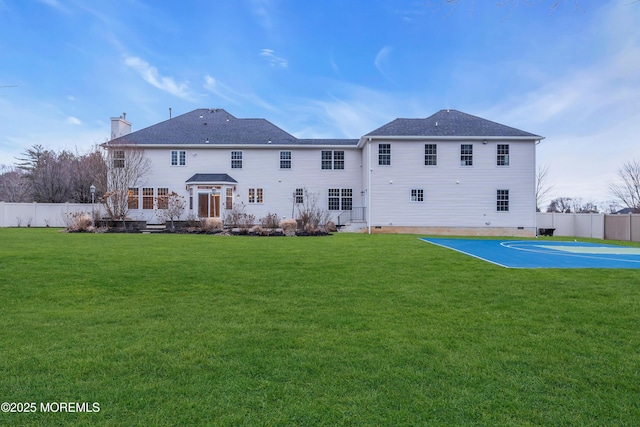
xmin=365 ymin=109 xmax=541 ymax=138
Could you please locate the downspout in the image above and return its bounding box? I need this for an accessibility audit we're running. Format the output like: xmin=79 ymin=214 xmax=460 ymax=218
xmin=368 ymin=138 xmax=372 ymax=234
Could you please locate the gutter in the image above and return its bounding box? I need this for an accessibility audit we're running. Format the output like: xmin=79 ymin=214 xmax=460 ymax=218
xmin=358 ymin=135 xmax=544 ymax=148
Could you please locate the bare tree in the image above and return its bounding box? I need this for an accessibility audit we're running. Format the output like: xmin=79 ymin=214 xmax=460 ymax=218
xmin=609 ymin=160 xmax=640 ymax=213
xmin=17 ymin=145 xmax=74 ymax=202
xmin=547 ymin=197 xmax=573 ymax=213
xmin=102 ymin=144 xmax=151 ymax=222
xmin=0 ymin=165 xmax=30 ymax=202
xmin=569 ymin=198 xmax=599 ymax=213
xmin=156 ymin=191 xmax=186 ymax=229
xmin=535 ymin=164 xmax=554 ymax=212
xmin=70 ymin=147 xmax=107 ymax=203
xmin=601 ymin=200 xmax=622 ymax=214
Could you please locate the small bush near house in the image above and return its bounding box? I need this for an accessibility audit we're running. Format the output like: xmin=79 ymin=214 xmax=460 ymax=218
xmin=296 ymin=188 xmax=330 ymax=233
xmin=64 ymin=212 xmax=94 ymax=232
xmin=201 ymin=217 xmax=223 ymax=232
xmin=260 ymin=212 xmax=281 ymax=231
xmin=279 ymin=218 xmax=297 ymax=235
xmin=224 ymin=203 xmax=255 ymax=232
xmin=185 ymin=212 xmax=199 ymax=228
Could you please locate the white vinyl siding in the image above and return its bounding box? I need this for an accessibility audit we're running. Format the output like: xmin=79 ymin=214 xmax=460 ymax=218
xmin=367 ymin=140 xmax=535 ymax=228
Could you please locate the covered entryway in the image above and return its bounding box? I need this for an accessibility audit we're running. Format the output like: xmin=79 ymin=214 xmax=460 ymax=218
xmin=186 ymin=173 xmax=238 ymax=219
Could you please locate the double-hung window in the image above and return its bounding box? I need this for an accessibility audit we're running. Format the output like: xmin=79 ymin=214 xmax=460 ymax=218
xmin=333 ymin=151 xmax=344 ymax=169
xmin=497 ymin=189 xmax=509 ymax=211
xmin=497 ymin=144 xmax=509 ymax=166
xmin=378 ymin=144 xmax=391 ymax=166
xmin=328 ymin=189 xmax=340 ymax=210
xmin=341 ymin=189 xmax=353 ymax=210
xmin=424 ymin=144 xmax=437 ymax=166
xmin=231 ymin=151 xmax=243 ymax=169
xmin=171 ymin=150 xmax=186 ymax=166
xmin=411 ymin=189 xmax=424 ymax=202
xmin=280 ymin=151 xmax=292 ymax=169
xmin=460 ymin=144 xmax=473 ymax=166
xmin=113 ymin=150 xmax=125 ymax=168
xmin=295 ymin=188 xmax=304 ymax=204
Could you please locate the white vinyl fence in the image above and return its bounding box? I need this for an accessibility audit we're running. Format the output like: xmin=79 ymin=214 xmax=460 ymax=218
xmin=0 ymin=202 xmax=105 ymax=228
xmin=537 ymin=212 xmax=640 ymax=242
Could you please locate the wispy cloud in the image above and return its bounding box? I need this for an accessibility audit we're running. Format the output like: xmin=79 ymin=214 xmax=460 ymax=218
xmin=287 ymin=81 xmax=421 ymax=139
xmin=248 ymin=0 xmax=275 ymax=31
xmin=260 ymin=49 xmax=288 ymax=68
xmin=374 ymin=46 xmax=392 ymax=80
xmin=329 ymin=49 xmax=341 ymax=76
xmin=37 ymin=0 xmax=69 ymax=13
xmin=203 ymin=75 xmax=238 ymax=104
xmin=480 ymin=3 xmax=640 ymax=203
xmin=66 ymin=116 xmax=82 ymax=125
xmin=124 ymin=55 xmax=192 ymax=100
xmin=203 ymin=74 xmax=276 ymax=112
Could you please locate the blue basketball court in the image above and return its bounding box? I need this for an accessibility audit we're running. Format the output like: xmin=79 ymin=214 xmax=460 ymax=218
xmin=421 ymin=238 xmax=640 ymax=269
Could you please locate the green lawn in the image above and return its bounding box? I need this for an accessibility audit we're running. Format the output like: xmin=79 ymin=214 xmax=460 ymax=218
xmin=0 ymin=229 xmax=639 ymax=426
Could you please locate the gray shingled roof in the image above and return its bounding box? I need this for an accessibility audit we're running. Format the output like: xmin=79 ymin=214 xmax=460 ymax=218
xmin=186 ymin=173 xmax=238 ymax=183
xmin=365 ymin=109 xmax=541 ymax=138
xmin=109 ymin=108 xmax=357 ymax=146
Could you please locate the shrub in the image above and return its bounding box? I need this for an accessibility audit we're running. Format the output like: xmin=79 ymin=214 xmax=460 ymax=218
xmin=201 ymin=217 xmax=223 ymax=232
xmin=296 ymin=189 xmax=330 ymax=233
xmin=252 ymin=225 xmax=271 ymax=236
xmin=66 ymin=213 xmax=93 ymax=232
xmin=279 ymin=218 xmax=297 ymax=235
xmin=185 ymin=212 xmax=199 ymax=228
xmin=224 ymin=203 xmax=255 ymax=233
xmin=260 ymin=212 xmax=281 ymax=231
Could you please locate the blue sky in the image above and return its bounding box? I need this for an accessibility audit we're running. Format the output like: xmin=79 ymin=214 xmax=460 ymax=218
xmin=1 ymin=0 xmax=639 ymax=207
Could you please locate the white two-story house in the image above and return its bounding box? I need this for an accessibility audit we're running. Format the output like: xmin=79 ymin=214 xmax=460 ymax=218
xmin=105 ymin=108 xmax=543 ymax=235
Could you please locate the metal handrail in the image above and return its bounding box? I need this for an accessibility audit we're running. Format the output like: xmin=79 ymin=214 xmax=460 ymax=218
xmin=337 ymin=207 xmax=366 ymax=225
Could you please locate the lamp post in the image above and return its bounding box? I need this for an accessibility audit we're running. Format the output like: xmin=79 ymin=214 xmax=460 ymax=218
xmin=90 ymin=184 xmax=96 ymax=225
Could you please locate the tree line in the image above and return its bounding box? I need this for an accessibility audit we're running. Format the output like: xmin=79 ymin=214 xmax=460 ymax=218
xmin=0 ymin=145 xmax=106 ymax=203
xmin=537 ymin=161 xmax=640 ymax=214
